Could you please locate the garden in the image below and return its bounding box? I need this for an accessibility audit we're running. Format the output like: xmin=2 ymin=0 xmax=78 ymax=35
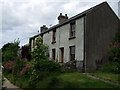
xmin=2 ymin=32 xmax=120 ymax=88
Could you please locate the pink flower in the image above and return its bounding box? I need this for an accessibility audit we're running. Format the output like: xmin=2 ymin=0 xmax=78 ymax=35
xmin=4 ymin=61 xmax=15 ymax=70
xmin=20 ymin=64 xmax=31 ymax=75
xmin=109 ymin=42 xmax=120 ymax=49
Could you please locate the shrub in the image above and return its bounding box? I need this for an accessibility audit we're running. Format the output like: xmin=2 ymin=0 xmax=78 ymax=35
xmin=27 ymin=59 xmax=61 ymax=88
xmin=20 ymin=64 xmax=31 ymax=75
xmin=99 ymin=62 xmax=120 ymax=73
xmin=31 ymin=36 xmax=49 ymax=60
xmin=106 ymin=30 xmax=120 ymax=74
xmin=108 ymin=42 xmax=120 ymax=63
xmin=31 ymin=59 xmax=61 ymax=72
xmin=2 ymin=41 xmax=20 ymax=64
xmin=4 ymin=60 xmax=15 ymax=70
xmin=3 ymin=60 xmax=15 ymax=74
xmin=12 ymin=58 xmax=27 ymax=76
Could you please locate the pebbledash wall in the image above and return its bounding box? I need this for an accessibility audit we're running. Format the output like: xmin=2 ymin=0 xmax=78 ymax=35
xmin=43 ymin=17 xmax=84 ymax=63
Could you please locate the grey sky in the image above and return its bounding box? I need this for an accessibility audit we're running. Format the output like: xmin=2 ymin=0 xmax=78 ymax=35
xmin=0 ymin=0 xmax=119 ymax=48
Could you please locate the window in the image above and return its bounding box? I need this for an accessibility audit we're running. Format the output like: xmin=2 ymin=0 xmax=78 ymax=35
xmin=52 ymin=49 xmax=56 ymax=60
xmin=70 ymin=21 xmax=76 ymax=38
xmin=60 ymin=48 xmax=64 ymax=63
xmin=70 ymin=46 xmax=75 ymax=61
xmin=52 ymin=30 xmax=56 ymax=43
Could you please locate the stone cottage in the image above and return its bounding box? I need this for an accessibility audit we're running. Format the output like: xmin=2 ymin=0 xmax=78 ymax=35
xmin=29 ymin=2 xmax=120 ymax=72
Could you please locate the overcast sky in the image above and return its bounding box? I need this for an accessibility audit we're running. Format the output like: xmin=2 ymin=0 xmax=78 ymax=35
xmin=0 ymin=0 xmax=119 ymax=48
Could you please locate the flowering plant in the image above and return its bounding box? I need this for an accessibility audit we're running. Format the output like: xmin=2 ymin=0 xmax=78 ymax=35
xmin=20 ymin=64 xmax=31 ymax=75
xmin=4 ymin=60 xmax=15 ymax=70
xmin=109 ymin=42 xmax=120 ymax=49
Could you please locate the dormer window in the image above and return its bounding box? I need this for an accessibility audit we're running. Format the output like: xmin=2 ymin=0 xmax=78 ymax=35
xmin=69 ymin=21 xmax=76 ymax=39
xmin=52 ymin=29 xmax=56 ymax=43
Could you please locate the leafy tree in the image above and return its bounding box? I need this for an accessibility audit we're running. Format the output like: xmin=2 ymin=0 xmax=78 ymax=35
xmin=2 ymin=41 xmax=20 ymax=64
xmin=31 ymin=36 xmax=49 ymax=60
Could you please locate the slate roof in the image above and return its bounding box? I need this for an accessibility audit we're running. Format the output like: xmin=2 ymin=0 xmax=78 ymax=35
xmin=30 ymin=2 xmax=108 ymax=39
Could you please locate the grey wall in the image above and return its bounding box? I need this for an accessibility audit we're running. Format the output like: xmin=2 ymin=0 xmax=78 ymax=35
xmin=85 ymin=3 xmax=120 ymax=72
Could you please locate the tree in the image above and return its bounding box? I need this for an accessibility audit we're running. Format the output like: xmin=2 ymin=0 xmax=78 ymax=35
xmin=21 ymin=45 xmax=31 ymax=61
xmin=31 ymin=36 xmax=49 ymax=60
xmin=2 ymin=41 xmax=20 ymax=64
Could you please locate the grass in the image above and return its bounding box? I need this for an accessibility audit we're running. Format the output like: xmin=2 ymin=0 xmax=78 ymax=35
xmin=55 ymin=73 xmax=119 ymax=88
xmin=4 ymin=72 xmax=120 ymax=88
xmin=89 ymin=72 xmax=120 ymax=84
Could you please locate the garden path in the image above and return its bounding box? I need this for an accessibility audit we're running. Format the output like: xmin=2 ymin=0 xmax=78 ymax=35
xmin=3 ymin=77 xmax=22 ymax=90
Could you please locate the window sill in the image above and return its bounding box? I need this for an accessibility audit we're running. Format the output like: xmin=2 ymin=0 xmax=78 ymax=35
xmin=51 ymin=41 xmax=56 ymax=44
xmin=69 ymin=36 xmax=76 ymax=40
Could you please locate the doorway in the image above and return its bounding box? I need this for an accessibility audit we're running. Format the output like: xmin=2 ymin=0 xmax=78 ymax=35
xmin=60 ymin=48 xmax=64 ymax=63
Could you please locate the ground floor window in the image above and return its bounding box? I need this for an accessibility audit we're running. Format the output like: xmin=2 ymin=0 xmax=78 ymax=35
xmin=52 ymin=49 xmax=56 ymax=60
xmin=70 ymin=46 xmax=75 ymax=61
xmin=60 ymin=47 xmax=64 ymax=63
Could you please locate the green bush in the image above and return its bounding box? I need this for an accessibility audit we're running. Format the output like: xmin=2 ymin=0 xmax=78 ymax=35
xmin=2 ymin=41 xmax=20 ymax=64
xmin=31 ymin=59 xmax=61 ymax=72
xmin=106 ymin=30 xmax=120 ymax=74
xmin=99 ymin=62 xmax=120 ymax=73
xmin=31 ymin=36 xmax=49 ymax=60
xmin=108 ymin=42 xmax=120 ymax=63
xmin=26 ymin=59 xmax=61 ymax=88
xmin=13 ymin=58 xmax=27 ymax=76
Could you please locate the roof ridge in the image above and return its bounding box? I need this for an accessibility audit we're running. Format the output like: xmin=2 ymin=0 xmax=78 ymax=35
xmin=30 ymin=1 xmax=108 ymax=39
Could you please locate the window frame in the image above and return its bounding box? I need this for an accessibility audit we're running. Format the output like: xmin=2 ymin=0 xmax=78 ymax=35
xmin=52 ymin=49 xmax=56 ymax=60
xmin=60 ymin=47 xmax=64 ymax=63
xmin=52 ymin=29 xmax=56 ymax=44
xmin=69 ymin=46 xmax=75 ymax=61
xmin=69 ymin=21 xmax=76 ymax=39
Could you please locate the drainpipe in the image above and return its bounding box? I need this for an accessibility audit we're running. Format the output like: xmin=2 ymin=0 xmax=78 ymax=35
xmin=84 ymin=16 xmax=86 ymax=72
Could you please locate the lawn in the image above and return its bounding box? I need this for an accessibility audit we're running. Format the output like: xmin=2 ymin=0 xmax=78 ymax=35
xmin=54 ymin=73 xmax=119 ymax=88
xmin=89 ymin=72 xmax=120 ymax=84
xmin=5 ymin=72 xmax=120 ymax=88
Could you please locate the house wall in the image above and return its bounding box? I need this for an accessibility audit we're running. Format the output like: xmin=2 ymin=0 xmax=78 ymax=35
xmin=43 ymin=17 xmax=84 ymax=64
xmin=85 ymin=3 xmax=120 ymax=72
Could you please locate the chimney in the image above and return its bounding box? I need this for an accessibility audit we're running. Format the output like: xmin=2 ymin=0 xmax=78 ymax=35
xmin=40 ymin=25 xmax=48 ymax=33
xmin=58 ymin=13 xmax=68 ymax=24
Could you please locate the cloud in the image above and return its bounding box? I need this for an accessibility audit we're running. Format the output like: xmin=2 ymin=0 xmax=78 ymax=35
xmin=1 ymin=0 xmax=119 ymax=48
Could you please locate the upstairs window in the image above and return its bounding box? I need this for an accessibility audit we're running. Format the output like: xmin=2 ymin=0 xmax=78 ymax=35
xmin=52 ymin=30 xmax=56 ymax=43
xmin=70 ymin=21 xmax=76 ymax=38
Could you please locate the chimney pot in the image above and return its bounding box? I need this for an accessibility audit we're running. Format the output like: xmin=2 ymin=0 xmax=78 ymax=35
xmin=60 ymin=13 xmax=62 ymax=16
xmin=40 ymin=25 xmax=48 ymax=33
xmin=58 ymin=13 xmax=68 ymax=24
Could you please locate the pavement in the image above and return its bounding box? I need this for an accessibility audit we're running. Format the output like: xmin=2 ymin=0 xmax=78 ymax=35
xmin=2 ymin=77 xmax=22 ymax=90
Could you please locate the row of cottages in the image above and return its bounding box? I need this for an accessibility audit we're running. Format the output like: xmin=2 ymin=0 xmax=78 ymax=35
xmin=29 ymin=2 xmax=120 ymax=72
